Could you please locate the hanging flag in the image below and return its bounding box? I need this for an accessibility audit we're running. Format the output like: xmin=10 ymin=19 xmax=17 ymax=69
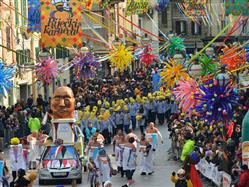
xmin=28 ymin=0 xmax=41 ymax=33
xmin=126 ymin=0 xmax=149 ymax=16
xmin=225 ymin=0 xmax=248 ymax=16
xmin=40 ymin=0 xmax=84 ymax=48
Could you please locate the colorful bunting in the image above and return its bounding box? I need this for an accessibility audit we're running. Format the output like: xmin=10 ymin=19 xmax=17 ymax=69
xmin=126 ymin=0 xmax=149 ymax=16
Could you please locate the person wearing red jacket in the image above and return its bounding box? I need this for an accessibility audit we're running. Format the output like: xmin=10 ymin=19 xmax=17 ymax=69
xmin=236 ymin=165 xmax=249 ymax=187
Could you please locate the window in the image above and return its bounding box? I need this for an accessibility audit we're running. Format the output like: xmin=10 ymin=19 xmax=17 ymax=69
xmin=56 ymin=46 xmax=69 ymax=59
xmin=16 ymin=49 xmax=31 ymax=65
xmin=6 ymin=26 xmax=11 ymax=49
xmin=175 ymin=20 xmax=187 ymax=35
xmin=191 ymin=22 xmax=202 ymax=35
xmin=14 ymin=0 xmax=19 ymax=26
xmin=161 ymin=10 xmax=167 ymax=27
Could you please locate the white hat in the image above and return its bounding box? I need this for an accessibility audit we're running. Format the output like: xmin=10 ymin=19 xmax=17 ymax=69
xmin=76 ymin=102 xmax=81 ymax=108
xmin=104 ymin=181 xmax=112 ymax=187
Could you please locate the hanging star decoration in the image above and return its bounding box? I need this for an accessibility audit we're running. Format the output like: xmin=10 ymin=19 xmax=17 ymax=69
xmin=139 ymin=45 xmax=155 ymax=66
xmin=160 ymin=59 xmax=189 ymax=88
xmin=35 ymin=57 xmax=58 ymax=84
xmin=174 ymin=78 xmax=199 ymax=113
xmin=194 ymin=79 xmax=239 ymax=123
xmin=219 ymin=45 xmax=248 ymax=71
xmin=165 ymin=36 xmax=185 ymax=56
xmin=72 ymin=52 xmax=99 ymax=80
xmin=198 ymin=54 xmax=217 ymax=76
xmin=0 ymin=61 xmax=15 ymax=97
xmin=109 ymin=44 xmax=133 ymax=72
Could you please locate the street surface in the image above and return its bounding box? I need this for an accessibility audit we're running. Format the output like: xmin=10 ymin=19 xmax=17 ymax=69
xmin=32 ymin=125 xmax=180 ymax=187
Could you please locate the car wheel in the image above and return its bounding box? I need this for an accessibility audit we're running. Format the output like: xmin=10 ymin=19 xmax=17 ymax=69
xmin=39 ymin=179 xmax=46 ymax=185
xmin=77 ymin=177 xmax=82 ymax=184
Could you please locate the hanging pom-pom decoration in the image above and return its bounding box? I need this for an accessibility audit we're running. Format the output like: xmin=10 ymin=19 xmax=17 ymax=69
xmin=219 ymin=45 xmax=247 ymax=71
xmin=72 ymin=52 xmax=99 ymax=80
xmin=139 ymin=45 xmax=155 ymax=67
xmin=194 ymin=79 xmax=239 ymax=123
xmin=174 ymin=78 xmax=199 ymax=113
xmin=0 ymin=61 xmax=15 ymax=96
xmin=160 ymin=59 xmax=189 ymax=88
xmin=109 ymin=44 xmax=133 ymax=72
xmin=198 ymin=54 xmax=217 ymax=76
xmin=165 ymin=36 xmax=185 ymax=56
xmin=35 ymin=57 xmax=58 ymax=84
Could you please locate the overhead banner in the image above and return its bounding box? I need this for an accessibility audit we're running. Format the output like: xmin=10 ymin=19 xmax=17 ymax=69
xmin=126 ymin=0 xmax=148 ymax=16
xmin=82 ymin=0 xmax=94 ymax=10
xmin=40 ymin=0 xmax=83 ymax=48
xmin=225 ymin=0 xmax=248 ymax=16
xmin=28 ymin=0 xmax=41 ymax=33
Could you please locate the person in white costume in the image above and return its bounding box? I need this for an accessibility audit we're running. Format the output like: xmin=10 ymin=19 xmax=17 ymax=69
xmin=122 ymin=137 xmax=137 ymax=187
xmin=9 ymin=138 xmax=26 ymax=182
xmin=139 ymin=133 xmax=154 ymax=175
xmin=96 ymin=149 xmax=112 ymax=187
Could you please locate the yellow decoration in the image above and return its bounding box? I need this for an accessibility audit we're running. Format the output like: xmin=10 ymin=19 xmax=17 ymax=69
xmin=93 ymin=106 xmax=98 ymax=112
xmin=83 ymin=111 xmax=90 ymax=120
xmin=102 ymin=110 xmax=110 ymax=121
xmin=97 ymin=100 xmax=102 ymax=106
xmin=11 ymin=137 xmax=20 ymax=145
xmin=123 ymin=105 xmax=129 ymax=111
xmin=105 ymin=102 xmax=110 ymax=108
xmin=115 ymin=106 xmax=121 ymax=112
xmin=136 ymin=114 xmax=142 ymax=121
xmin=100 ymin=108 xmax=105 ymax=115
xmin=89 ymin=111 xmax=96 ymax=120
xmin=109 ymin=44 xmax=133 ymax=72
xmin=160 ymin=59 xmax=189 ymax=88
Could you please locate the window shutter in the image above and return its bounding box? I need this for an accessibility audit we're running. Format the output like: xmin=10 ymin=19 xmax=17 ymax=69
xmin=14 ymin=0 xmax=19 ymax=26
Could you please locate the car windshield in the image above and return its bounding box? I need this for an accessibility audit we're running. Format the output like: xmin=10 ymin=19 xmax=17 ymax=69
xmin=43 ymin=145 xmax=77 ymax=160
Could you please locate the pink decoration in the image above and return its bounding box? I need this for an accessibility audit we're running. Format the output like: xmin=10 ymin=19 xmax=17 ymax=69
xmin=35 ymin=57 xmax=58 ymax=84
xmin=174 ymin=78 xmax=199 ymax=113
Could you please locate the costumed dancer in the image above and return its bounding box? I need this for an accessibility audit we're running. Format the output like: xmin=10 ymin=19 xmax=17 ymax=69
xmin=145 ymin=122 xmax=164 ymax=151
xmin=115 ymin=132 xmax=126 ymax=178
xmin=156 ymin=96 xmax=165 ymax=126
xmin=99 ymin=110 xmax=112 ymax=144
xmin=122 ymin=137 xmax=137 ymax=187
xmin=88 ymin=157 xmax=100 ymax=187
xmin=9 ymin=138 xmax=26 ymax=182
xmin=112 ymin=129 xmax=123 ymax=157
xmin=128 ymin=98 xmax=138 ymax=130
xmin=139 ymin=133 xmax=154 ymax=175
xmin=81 ymin=106 xmax=91 ymax=135
xmin=123 ymin=105 xmax=131 ymax=134
xmin=27 ymin=131 xmax=40 ymax=170
xmin=89 ymin=107 xmax=99 ymax=129
xmin=114 ymin=106 xmax=124 ymax=132
xmin=85 ymin=134 xmax=102 ymax=162
xmin=96 ymin=149 xmax=112 ymax=187
xmin=136 ymin=107 xmax=145 ymax=134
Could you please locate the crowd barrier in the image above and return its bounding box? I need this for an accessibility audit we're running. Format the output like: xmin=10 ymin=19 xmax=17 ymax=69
xmin=195 ymin=158 xmax=232 ymax=187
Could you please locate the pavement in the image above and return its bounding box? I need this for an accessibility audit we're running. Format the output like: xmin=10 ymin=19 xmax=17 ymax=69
xmin=4 ymin=125 xmax=212 ymax=187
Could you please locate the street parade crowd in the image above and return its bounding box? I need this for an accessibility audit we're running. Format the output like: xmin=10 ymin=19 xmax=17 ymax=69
xmin=0 ymin=73 xmax=249 ymax=187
